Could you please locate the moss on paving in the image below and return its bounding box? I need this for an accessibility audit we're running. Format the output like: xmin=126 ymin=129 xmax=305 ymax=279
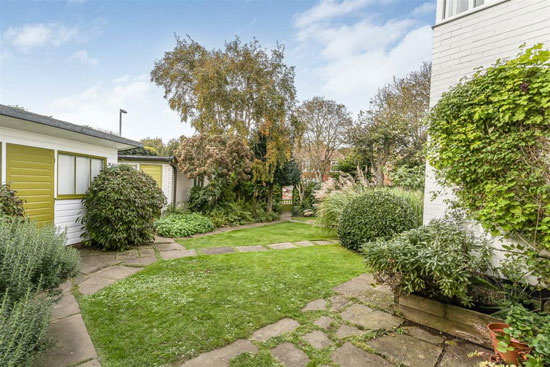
xmin=178 ymin=221 xmax=336 ymax=249
xmin=78 ymin=245 xmax=365 ymax=367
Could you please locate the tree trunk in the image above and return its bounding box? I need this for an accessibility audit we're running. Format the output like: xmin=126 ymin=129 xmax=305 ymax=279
xmin=267 ymin=183 xmax=274 ymax=213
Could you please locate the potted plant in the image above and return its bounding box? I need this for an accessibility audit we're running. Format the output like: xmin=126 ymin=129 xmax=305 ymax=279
xmin=487 ymin=322 xmax=530 ymax=365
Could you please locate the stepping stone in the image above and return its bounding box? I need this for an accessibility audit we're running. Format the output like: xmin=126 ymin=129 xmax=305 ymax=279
xmin=313 ymin=240 xmax=333 ymax=245
xmin=301 ymin=299 xmax=327 ymax=311
xmin=340 ymin=304 xmax=403 ymax=330
xmin=438 ymin=340 xmax=492 ymax=367
xmin=251 ymin=318 xmax=300 ymax=342
xmin=367 ymin=334 xmax=442 ymax=367
xmin=180 ymin=339 xmax=257 ymax=367
xmin=160 ymin=249 xmax=196 ymax=260
xmin=268 ymin=242 xmax=297 ymax=250
xmin=32 ymin=314 xmax=97 ymax=367
xmin=236 ymin=245 xmax=267 ymax=252
xmin=294 ymin=241 xmax=315 ymax=247
xmin=335 ymin=324 xmax=368 ymax=339
xmin=155 ymin=235 xmax=174 ymax=244
xmin=51 ymin=293 xmax=80 ymax=321
xmin=80 ymin=256 xmax=120 ymax=275
xmin=93 ymin=265 xmax=142 ymax=280
xmin=138 ymin=247 xmax=156 ymax=257
xmin=124 ymin=255 xmax=157 ymax=266
xmin=79 ymin=360 xmax=101 ymax=367
xmin=331 ymin=342 xmax=392 ymax=367
xmin=271 ymin=343 xmax=310 ymax=367
xmin=330 ymin=295 xmax=351 ymax=311
xmin=402 ymin=326 xmax=445 ymax=345
xmin=302 ymin=330 xmax=332 ymax=349
xmin=313 ymin=316 xmax=334 ymax=330
xmin=333 ymin=273 xmax=394 ymax=310
xmin=115 ymin=249 xmax=139 ymax=260
xmin=155 ymin=241 xmax=184 ymax=251
xmin=78 ymin=277 xmax=117 ymax=295
xmin=202 ymin=247 xmax=234 ymax=255
xmin=60 ymin=279 xmax=72 ymax=293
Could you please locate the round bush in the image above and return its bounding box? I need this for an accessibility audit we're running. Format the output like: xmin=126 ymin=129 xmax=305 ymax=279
xmin=82 ymin=165 xmax=166 ymax=250
xmin=338 ymin=190 xmax=417 ymax=251
xmin=0 ymin=184 xmax=25 ymax=217
xmin=154 ymin=213 xmax=215 ymax=238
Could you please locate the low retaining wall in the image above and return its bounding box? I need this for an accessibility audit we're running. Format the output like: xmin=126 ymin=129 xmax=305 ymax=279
xmin=396 ymin=294 xmax=502 ymax=348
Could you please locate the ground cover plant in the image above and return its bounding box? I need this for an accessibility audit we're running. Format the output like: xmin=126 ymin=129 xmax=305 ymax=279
xmin=178 ymin=221 xmax=336 ymax=249
xmin=81 ymin=165 xmax=166 ymax=250
xmin=154 ymin=213 xmax=215 ymax=238
xmin=78 ymin=245 xmax=365 ymax=367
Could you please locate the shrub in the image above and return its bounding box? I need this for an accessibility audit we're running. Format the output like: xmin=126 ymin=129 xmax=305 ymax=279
xmin=382 ymin=187 xmax=424 ymax=227
xmin=363 ymin=219 xmax=493 ymax=306
xmin=154 ymin=213 xmax=215 ymax=238
xmin=0 ymin=184 xmax=25 ymax=217
xmin=0 ymin=218 xmax=80 ymax=300
xmin=389 ymin=164 xmax=425 ymax=191
xmin=81 ymin=165 xmax=166 ymax=250
xmin=338 ymin=190 xmax=417 ymax=250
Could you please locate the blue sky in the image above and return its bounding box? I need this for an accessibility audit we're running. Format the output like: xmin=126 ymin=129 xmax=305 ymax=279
xmin=0 ymin=0 xmax=436 ymax=141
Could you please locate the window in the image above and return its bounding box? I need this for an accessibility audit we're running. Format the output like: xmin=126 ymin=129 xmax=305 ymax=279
xmin=444 ymin=0 xmax=491 ymax=19
xmin=58 ymin=152 xmax=105 ymax=198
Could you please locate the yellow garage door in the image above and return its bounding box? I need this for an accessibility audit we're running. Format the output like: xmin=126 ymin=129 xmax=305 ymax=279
xmin=140 ymin=164 xmax=162 ymax=188
xmin=6 ymin=144 xmax=55 ymax=225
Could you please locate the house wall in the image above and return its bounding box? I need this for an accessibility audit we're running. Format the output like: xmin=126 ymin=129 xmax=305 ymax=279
xmin=425 ymin=0 xmax=550 ymax=269
xmin=0 ymin=124 xmax=119 ymax=245
xmin=175 ymin=170 xmax=194 ymax=203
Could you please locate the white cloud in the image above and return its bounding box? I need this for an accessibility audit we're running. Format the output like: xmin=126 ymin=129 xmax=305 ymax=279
xmin=49 ymin=75 xmax=194 ymax=141
xmin=69 ymin=50 xmax=98 ymax=65
xmin=294 ymin=0 xmax=392 ymax=28
xmin=293 ymin=0 xmax=433 ymax=113
xmin=3 ymin=23 xmax=78 ymax=53
xmin=412 ymin=2 xmax=436 ymax=16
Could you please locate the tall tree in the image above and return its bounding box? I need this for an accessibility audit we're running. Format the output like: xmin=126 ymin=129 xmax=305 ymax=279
xmin=296 ymin=97 xmax=352 ymax=181
xmin=152 ymin=36 xmax=298 ymax=211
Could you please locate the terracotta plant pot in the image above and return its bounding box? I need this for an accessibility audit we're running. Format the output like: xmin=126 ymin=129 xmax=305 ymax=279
xmin=487 ymin=323 xmax=531 ymax=365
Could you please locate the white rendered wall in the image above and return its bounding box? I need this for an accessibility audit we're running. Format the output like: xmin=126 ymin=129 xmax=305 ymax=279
xmin=175 ymin=170 xmax=194 ymax=203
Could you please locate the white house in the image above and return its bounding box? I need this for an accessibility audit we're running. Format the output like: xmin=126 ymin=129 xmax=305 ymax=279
xmin=424 ymin=0 xmax=550 ymax=262
xmin=0 ymin=104 xmax=142 ymax=245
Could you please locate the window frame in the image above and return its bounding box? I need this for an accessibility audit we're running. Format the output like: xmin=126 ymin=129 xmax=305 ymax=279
xmin=439 ymin=0 xmax=509 ymax=24
xmin=57 ymin=151 xmax=106 ymax=200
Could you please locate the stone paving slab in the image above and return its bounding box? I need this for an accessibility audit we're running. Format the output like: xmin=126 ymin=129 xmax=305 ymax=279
xmin=160 ymin=249 xmax=196 ymax=260
xmin=271 ymin=343 xmax=310 ymax=367
xmin=402 ymin=326 xmax=445 ymax=345
xmin=438 ymin=340 xmax=492 ymax=367
xmin=367 ymin=333 xmax=442 ymax=367
xmin=79 ymin=360 xmax=101 ymax=367
xmin=180 ymin=339 xmax=257 ymax=367
xmin=313 ymin=316 xmax=334 ymax=330
xmin=301 ymin=298 xmax=327 ymax=312
xmin=138 ymin=247 xmax=156 ymax=257
xmin=93 ymin=265 xmax=142 ymax=280
xmin=330 ymin=294 xmax=351 ymax=311
xmin=115 ymin=249 xmax=139 ymax=260
xmin=33 ymin=314 xmax=97 ymax=367
xmin=331 ymin=342 xmax=392 ymax=367
xmin=80 ymin=256 xmax=121 ymax=275
xmin=60 ymin=279 xmax=72 ymax=293
xmin=155 ymin=235 xmax=175 ymax=244
xmin=340 ymin=304 xmax=403 ymax=330
xmin=79 ymin=277 xmax=118 ymax=295
xmin=333 ymin=273 xmax=394 ymax=310
xmin=335 ymin=324 xmax=368 ymax=339
xmin=51 ymin=293 xmax=80 ymax=321
xmin=302 ymin=330 xmax=332 ymax=349
xmin=268 ymin=242 xmax=297 ymax=250
xmin=123 ymin=256 xmax=157 ymax=266
xmin=236 ymin=245 xmax=267 ymax=252
xmin=202 ymin=247 xmax=235 ymax=255
xmin=251 ymin=318 xmax=300 ymax=342
xmin=313 ymin=240 xmax=334 ymax=245
xmin=155 ymin=241 xmax=184 ymax=251
xmin=294 ymin=241 xmax=315 ymax=247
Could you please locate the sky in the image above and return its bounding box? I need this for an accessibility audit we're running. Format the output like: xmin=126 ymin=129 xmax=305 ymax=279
xmin=0 ymin=0 xmax=436 ymax=142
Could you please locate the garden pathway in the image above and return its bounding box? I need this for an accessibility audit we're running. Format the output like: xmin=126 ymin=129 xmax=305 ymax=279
xmin=36 ymin=230 xmax=493 ymax=367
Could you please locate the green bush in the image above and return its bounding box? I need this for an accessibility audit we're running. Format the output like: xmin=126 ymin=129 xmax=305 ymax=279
xmin=338 ymin=190 xmax=417 ymax=250
xmin=0 ymin=184 xmax=25 ymax=217
xmin=0 ymin=218 xmax=80 ymax=300
xmin=389 ymin=164 xmax=425 ymax=191
xmin=81 ymin=165 xmax=166 ymax=250
xmin=154 ymin=213 xmax=215 ymax=238
xmin=382 ymin=187 xmax=424 ymax=227
xmin=363 ymin=219 xmax=493 ymax=306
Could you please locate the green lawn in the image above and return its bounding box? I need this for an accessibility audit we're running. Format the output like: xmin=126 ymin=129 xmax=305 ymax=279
xmin=78 ymin=246 xmax=365 ymax=367
xmin=291 ymin=216 xmax=316 ymax=223
xmin=178 ymin=221 xmax=335 ymax=249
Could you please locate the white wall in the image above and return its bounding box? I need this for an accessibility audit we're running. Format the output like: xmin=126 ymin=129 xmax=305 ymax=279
xmin=425 ymin=0 xmax=550 ymax=271
xmin=175 ymin=170 xmax=194 ymax=204
xmin=0 ymin=124 xmax=119 ymax=245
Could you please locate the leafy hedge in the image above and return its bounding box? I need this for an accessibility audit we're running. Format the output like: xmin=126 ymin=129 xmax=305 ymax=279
xmin=363 ymin=219 xmax=493 ymax=306
xmin=427 ymin=45 xmax=550 ymax=285
xmin=338 ymin=190 xmax=418 ymax=251
xmin=0 ymin=184 xmax=25 ymax=217
xmin=155 ymin=213 xmax=215 ymax=238
xmin=81 ymin=165 xmax=166 ymax=250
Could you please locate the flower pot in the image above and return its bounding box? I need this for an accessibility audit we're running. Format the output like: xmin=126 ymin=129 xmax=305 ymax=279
xmin=487 ymin=323 xmax=530 ymax=365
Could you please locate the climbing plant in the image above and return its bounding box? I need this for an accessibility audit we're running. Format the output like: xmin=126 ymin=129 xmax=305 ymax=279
xmin=427 ymin=45 xmax=550 ymax=286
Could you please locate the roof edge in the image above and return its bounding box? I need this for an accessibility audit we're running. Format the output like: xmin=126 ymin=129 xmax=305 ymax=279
xmin=118 ymin=155 xmax=174 ymax=162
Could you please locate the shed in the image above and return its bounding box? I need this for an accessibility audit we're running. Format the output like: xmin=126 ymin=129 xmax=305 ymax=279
xmin=0 ymin=104 xmax=141 ymax=245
